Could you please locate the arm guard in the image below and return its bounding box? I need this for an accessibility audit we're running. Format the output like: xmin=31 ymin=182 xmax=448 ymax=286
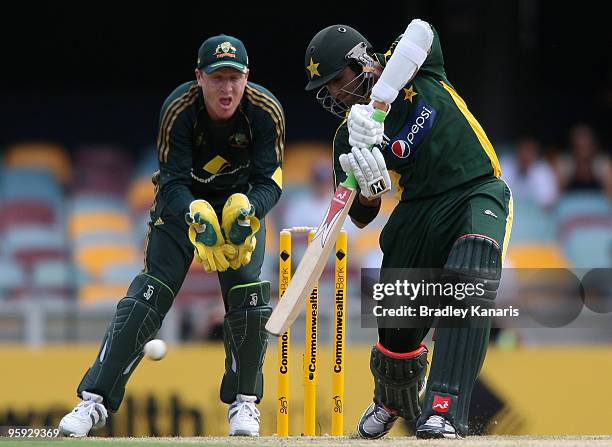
xmin=371 ymin=19 xmax=434 ymax=104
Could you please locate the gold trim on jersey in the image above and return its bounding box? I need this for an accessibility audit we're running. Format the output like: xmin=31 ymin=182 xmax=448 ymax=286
xmin=143 ymin=221 xmax=152 ymax=273
xmin=389 ymin=170 xmax=404 ymax=201
xmin=157 ymin=84 xmax=200 ymax=163
xmin=144 ymin=170 xmax=161 ymax=273
xmin=245 ymin=85 xmax=285 ymax=164
xmin=272 ymin=166 xmax=283 ymax=189
xmin=440 ymin=81 xmax=502 ymax=178
xmin=502 ymin=183 xmax=514 ymax=263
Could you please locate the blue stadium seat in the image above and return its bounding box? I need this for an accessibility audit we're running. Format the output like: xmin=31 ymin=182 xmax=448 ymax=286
xmin=3 ymin=226 xmax=67 ymax=257
xmin=509 ymin=197 xmax=555 ymax=243
xmin=563 ymin=226 xmax=612 ymax=268
xmin=69 ymin=194 xmax=128 ymax=214
xmin=0 ymin=168 xmax=62 ymax=206
xmin=31 ymin=259 xmax=75 ymax=289
xmin=0 ymin=260 xmax=27 ymax=291
xmin=553 ymin=192 xmax=612 ymax=227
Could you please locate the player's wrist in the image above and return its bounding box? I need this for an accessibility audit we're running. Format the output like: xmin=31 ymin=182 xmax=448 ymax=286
xmin=359 ymin=192 xmax=381 ymax=207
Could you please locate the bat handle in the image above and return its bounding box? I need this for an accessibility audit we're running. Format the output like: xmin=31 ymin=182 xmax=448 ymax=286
xmin=340 ymin=102 xmax=388 ymax=190
xmin=342 ymin=172 xmax=358 ymax=189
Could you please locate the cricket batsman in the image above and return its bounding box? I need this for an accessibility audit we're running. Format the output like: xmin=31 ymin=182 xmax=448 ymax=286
xmin=59 ymin=34 xmax=284 ymax=437
xmin=304 ymin=20 xmax=512 ymax=438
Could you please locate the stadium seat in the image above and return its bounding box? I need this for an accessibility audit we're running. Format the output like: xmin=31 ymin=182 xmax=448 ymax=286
xmin=101 ymin=262 xmax=142 ymax=283
xmin=73 ymin=145 xmax=133 ymax=196
xmin=13 ymin=247 xmax=68 ymax=272
xmin=79 ymin=283 xmax=129 ymax=303
xmin=505 ymin=243 xmax=568 ymax=268
xmin=4 ymin=142 xmax=71 ymax=185
xmin=0 ymin=261 xmax=27 ymax=292
xmin=3 ymin=226 xmax=66 ymax=258
xmin=127 ymin=176 xmax=155 ymax=215
xmin=554 ymin=192 xmax=612 ymax=239
xmin=31 ymin=259 xmax=75 ymax=289
xmin=75 ymin=244 xmax=140 ymax=278
xmin=1 ymin=168 xmax=63 ymax=206
xmin=563 ymin=226 xmax=612 ymax=268
xmin=68 ymin=211 xmax=132 ymax=239
xmin=283 ymin=143 xmax=331 ymax=185
xmin=70 ymin=194 xmax=128 ymax=214
xmin=0 ymin=200 xmax=57 ymax=232
xmin=510 ymin=198 xmax=555 ymax=243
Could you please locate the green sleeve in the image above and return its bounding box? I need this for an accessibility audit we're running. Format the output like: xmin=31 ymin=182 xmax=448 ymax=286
xmin=156 ymin=88 xmax=198 ymax=217
xmin=246 ymin=97 xmax=285 ymax=219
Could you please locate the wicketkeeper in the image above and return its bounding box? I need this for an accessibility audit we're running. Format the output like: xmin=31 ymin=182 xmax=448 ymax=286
xmin=304 ymin=20 xmax=512 ymax=439
xmin=59 ymin=34 xmax=284 ymax=437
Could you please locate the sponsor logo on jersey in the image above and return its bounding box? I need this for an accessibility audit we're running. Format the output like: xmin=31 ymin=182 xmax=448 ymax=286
xmin=391 ymin=140 xmax=411 ymax=159
xmin=203 ymin=155 xmax=230 ymax=174
xmin=229 ymin=132 xmax=249 ymax=148
xmin=388 ymin=99 xmax=437 ymax=160
xmin=432 ymin=395 xmax=451 ymax=413
xmin=484 ymin=209 xmax=498 ymax=219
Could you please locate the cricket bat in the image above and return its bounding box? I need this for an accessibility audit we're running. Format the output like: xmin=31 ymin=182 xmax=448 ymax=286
xmin=266 ymin=107 xmax=387 ymax=336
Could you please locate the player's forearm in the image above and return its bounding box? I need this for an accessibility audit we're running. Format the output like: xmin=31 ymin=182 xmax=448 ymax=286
xmin=247 ymin=181 xmax=282 ymax=219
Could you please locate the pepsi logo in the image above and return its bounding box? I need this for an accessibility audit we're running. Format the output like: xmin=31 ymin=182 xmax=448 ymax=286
xmin=391 ymin=140 xmax=411 ymax=159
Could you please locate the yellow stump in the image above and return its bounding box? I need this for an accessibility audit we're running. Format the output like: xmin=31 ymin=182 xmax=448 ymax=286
xmin=303 ymin=230 xmax=319 ymax=436
xmin=332 ymin=229 xmax=347 ymax=436
xmin=277 ymin=230 xmax=291 ymax=437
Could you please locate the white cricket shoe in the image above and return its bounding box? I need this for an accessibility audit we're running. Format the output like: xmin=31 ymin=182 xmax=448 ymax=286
xmin=357 ymin=402 xmax=398 ymax=439
xmin=58 ymin=391 xmax=108 ymax=437
xmin=228 ymin=394 xmax=260 ymax=436
xmin=416 ymin=415 xmax=459 ymax=439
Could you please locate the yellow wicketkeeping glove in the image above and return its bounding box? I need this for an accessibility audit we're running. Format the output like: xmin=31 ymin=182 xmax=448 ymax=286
xmin=186 ymin=200 xmax=237 ymax=272
xmin=221 ymin=193 xmax=261 ymax=270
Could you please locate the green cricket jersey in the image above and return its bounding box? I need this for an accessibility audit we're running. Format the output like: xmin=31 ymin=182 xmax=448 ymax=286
xmin=154 ymin=81 xmax=284 ymax=218
xmin=333 ymin=26 xmax=501 ymax=202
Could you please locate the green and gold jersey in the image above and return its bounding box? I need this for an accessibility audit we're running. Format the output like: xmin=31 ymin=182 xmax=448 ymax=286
xmin=333 ymin=26 xmax=501 ymax=202
xmin=155 ymin=81 xmax=284 ymax=218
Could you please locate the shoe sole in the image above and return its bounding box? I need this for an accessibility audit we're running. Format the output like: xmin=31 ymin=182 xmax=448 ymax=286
xmin=58 ymin=428 xmax=87 ymax=438
xmin=357 ymin=429 xmax=389 ymax=440
xmin=416 ymin=429 xmax=458 ymax=439
xmin=229 ymin=431 xmax=259 ymax=436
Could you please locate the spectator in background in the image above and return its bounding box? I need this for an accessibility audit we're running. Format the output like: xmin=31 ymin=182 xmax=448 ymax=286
xmin=283 ymin=160 xmax=335 ymax=229
xmin=502 ymin=136 xmax=559 ymax=210
xmin=564 ymin=124 xmax=605 ymax=192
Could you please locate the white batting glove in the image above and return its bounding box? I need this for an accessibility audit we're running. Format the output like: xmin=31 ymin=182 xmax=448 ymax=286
xmin=339 ymin=147 xmax=392 ymax=199
xmin=347 ymin=103 xmax=386 ymax=149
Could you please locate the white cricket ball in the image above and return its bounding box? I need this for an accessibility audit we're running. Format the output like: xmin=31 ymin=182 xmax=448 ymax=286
xmin=144 ymin=339 xmax=167 ymax=361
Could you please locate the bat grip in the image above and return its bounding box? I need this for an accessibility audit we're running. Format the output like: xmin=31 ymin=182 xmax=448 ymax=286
xmin=340 ymin=103 xmax=387 ymax=190
xmin=342 ymin=172 xmax=358 ymax=189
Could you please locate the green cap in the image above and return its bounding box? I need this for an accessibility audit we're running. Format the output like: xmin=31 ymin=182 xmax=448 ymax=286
xmin=197 ymin=34 xmax=249 ymax=74
xmin=304 ymin=25 xmax=371 ymax=91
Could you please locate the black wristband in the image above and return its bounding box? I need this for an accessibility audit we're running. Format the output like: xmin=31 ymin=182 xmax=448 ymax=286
xmin=349 ymin=195 xmax=381 ymax=226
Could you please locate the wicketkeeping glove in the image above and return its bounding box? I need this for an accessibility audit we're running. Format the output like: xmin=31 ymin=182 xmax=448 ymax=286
xmin=221 ymin=193 xmax=261 ymax=270
xmin=339 ymin=146 xmax=392 ymax=199
xmin=347 ymin=103 xmax=387 ymax=149
xmin=186 ymin=200 xmax=237 ymax=272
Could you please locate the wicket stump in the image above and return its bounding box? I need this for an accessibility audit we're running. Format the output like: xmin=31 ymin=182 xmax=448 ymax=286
xmin=276 ymin=226 xmax=347 ymax=436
